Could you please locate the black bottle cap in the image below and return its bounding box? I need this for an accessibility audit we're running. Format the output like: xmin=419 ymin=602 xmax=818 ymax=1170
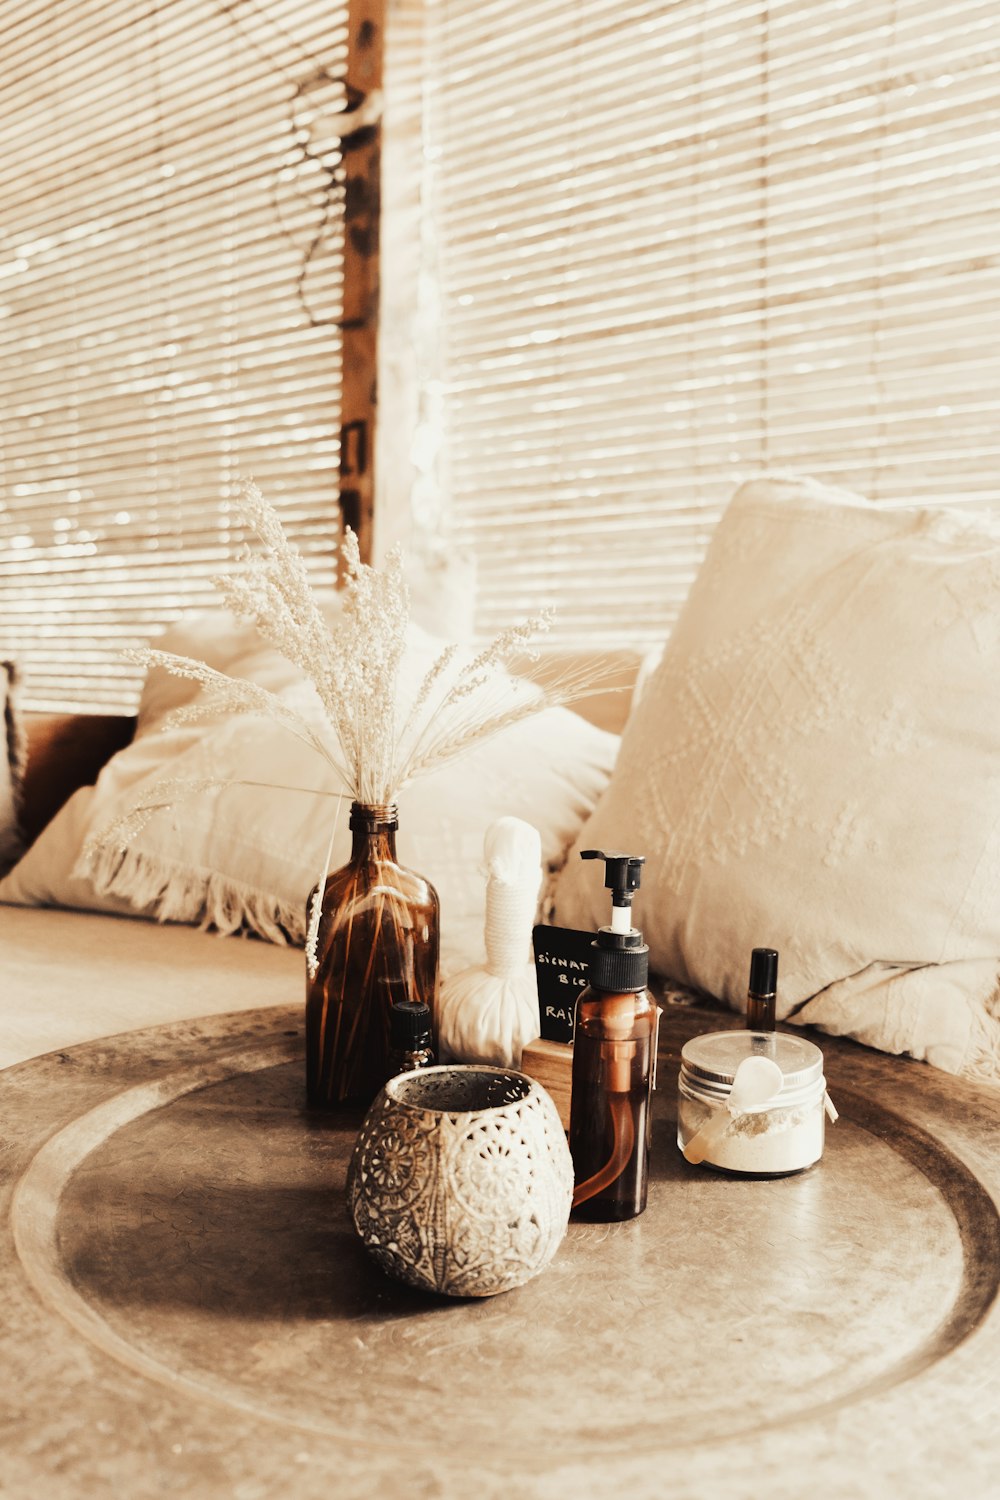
xmin=589 ymin=931 xmax=649 ymax=992
xmin=749 ymin=947 xmax=778 ymax=996
xmin=389 ymin=999 xmax=432 ymax=1049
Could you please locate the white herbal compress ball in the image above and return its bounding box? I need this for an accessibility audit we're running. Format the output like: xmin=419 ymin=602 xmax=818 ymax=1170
xmin=437 ymin=816 xmax=543 ymax=1068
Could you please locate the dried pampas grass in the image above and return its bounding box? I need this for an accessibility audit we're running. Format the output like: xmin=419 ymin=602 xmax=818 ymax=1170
xmin=82 ymin=481 xmax=620 ymax=965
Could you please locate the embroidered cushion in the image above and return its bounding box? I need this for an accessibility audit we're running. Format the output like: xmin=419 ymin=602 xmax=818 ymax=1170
xmin=0 ymin=611 xmax=619 ymax=977
xmin=554 ymin=472 xmax=1000 ymax=1081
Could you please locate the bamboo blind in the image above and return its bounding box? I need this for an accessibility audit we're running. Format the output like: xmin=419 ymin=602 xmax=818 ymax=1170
xmin=0 ymin=0 xmax=367 ymax=711
xmin=419 ymin=0 xmax=1000 ymax=647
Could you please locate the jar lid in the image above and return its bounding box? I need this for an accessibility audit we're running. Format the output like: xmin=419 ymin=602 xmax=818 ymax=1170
xmin=680 ymin=1029 xmax=824 ymax=1103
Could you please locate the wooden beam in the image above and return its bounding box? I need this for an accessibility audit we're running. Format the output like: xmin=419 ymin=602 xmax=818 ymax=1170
xmin=338 ymin=0 xmax=384 ymax=566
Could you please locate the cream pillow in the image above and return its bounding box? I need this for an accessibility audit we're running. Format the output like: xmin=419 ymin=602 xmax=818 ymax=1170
xmin=554 ymin=472 xmax=1000 ymax=1082
xmin=0 ymin=612 xmax=619 ymax=976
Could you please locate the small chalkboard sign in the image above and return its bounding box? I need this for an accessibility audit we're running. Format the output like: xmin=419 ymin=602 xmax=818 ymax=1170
xmin=532 ymin=923 xmax=594 ymax=1044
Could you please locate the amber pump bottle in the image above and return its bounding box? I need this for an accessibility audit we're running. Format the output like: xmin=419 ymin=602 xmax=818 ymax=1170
xmin=569 ymin=849 xmax=656 ymax=1222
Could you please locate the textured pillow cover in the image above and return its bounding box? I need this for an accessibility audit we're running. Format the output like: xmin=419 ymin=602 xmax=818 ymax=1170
xmin=0 ymin=613 xmax=620 ymax=976
xmin=554 ymin=473 xmax=1000 ymax=1082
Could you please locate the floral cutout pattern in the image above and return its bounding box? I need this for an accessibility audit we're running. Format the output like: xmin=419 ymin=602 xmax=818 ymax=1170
xmin=348 ymin=1067 xmax=573 ymax=1298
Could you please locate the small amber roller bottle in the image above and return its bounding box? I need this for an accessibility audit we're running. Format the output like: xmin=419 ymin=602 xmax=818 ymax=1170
xmin=382 ymin=974 xmax=435 ymax=1083
xmin=569 ymin=850 xmax=656 ymax=1222
xmin=745 ymin=947 xmax=778 ymax=1032
xmin=387 ymin=997 xmax=435 ymax=1078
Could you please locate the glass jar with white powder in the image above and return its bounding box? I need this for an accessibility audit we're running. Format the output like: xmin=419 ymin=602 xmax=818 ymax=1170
xmin=677 ymin=1030 xmax=827 ymax=1176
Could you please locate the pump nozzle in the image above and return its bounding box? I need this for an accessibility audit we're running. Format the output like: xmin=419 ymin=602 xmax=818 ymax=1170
xmin=580 ymin=848 xmax=649 ymax=990
xmin=581 ymin=849 xmax=645 ymax=912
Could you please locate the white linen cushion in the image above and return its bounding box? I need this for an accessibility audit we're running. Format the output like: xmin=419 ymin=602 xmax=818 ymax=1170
xmin=553 ymin=472 xmax=1000 ymax=1082
xmin=0 ymin=612 xmax=619 ymax=976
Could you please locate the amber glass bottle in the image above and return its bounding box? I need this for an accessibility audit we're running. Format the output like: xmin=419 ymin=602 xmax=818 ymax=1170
xmin=568 ymin=849 xmax=656 ymax=1222
xmin=570 ymin=983 xmax=656 ymax=1221
xmin=745 ymin=947 xmax=778 ymax=1032
xmin=386 ymin=992 xmax=436 ymax=1079
xmin=306 ymin=803 xmax=438 ymax=1109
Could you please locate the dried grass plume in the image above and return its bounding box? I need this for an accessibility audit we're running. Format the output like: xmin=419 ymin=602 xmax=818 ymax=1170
xmin=83 ymin=481 xmax=620 ymax=968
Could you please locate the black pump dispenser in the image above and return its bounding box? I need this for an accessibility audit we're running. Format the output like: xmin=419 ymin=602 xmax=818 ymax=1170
xmin=581 ymin=849 xmax=649 ymax=993
xmin=570 ymin=847 xmax=656 ymax=1221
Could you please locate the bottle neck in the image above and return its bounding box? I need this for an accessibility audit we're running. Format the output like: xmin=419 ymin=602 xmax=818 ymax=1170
xmin=349 ymin=801 xmax=399 ymax=861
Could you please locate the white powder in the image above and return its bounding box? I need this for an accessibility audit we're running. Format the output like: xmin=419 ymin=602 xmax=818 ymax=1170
xmin=678 ymin=1098 xmax=824 ymax=1175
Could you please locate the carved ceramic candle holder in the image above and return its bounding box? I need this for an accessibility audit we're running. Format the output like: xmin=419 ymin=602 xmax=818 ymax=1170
xmin=348 ymin=1065 xmax=574 ymax=1298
